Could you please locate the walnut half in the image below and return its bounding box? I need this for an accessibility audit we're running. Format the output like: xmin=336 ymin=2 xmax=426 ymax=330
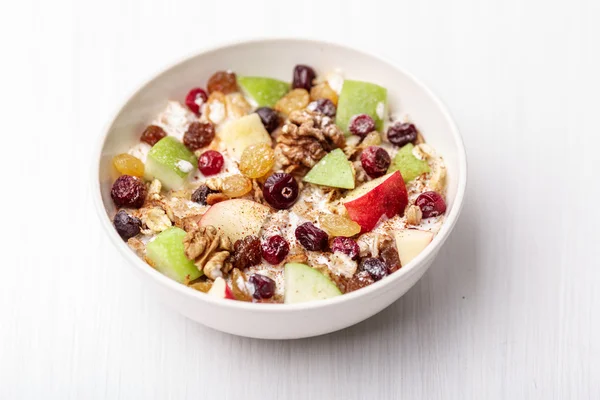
xmin=183 ymin=225 xmax=233 ymax=280
xmin=275 ymin=109 xmax=345 ymax=168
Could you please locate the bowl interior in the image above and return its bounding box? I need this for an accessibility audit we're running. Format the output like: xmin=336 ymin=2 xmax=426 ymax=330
xmin=97 ymin=39 xmax=464 ymax=294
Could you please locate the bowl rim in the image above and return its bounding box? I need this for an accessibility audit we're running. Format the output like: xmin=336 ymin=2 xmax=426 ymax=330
xmin=91 ymin=37 xmax=468 ymax=312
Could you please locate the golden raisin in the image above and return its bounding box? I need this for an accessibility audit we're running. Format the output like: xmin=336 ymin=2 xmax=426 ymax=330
xmin=361 ymin=131 xmax=382 ymax=147
xmin=310 ymin=82 xmax=338 ymax=105
xmin=225 ymin=92 xmax=251 ymax=119
xmin=274 ymin=89 xmax=310 ymax=115
xmin=319 ymin=214 xmax=361 ymax=237
xmin=207 ymin=71 xmax=238 ymax=94
xmin=112 ymin=153 xmax=144 ymax=177
xmin=239 ymin=143 xmax=275 ymax=178
xmin=221 ymin=175 xmax=252 ymax=197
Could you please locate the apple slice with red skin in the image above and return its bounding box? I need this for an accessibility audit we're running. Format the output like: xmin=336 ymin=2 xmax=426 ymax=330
xmin=342 ymin=171 xmax=408 ymax=233
xmin=394 ymin=229 xmax=434 ymax=266
xmin=199 ymin=199 xmax=271 ymax=243
xmin=207 ymin=277 xmax=235 ymax=299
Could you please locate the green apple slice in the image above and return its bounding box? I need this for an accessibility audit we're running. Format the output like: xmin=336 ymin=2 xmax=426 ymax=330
xmin=238 ymin=76 xmax=290 ymax=107
xmin=146 ymin=227 xmax=201 ymax=284
xmin=218 ymin=113 xmax=272 ymax=159
xmin=303 ymin=148 xmax=355 ymax=189
xmin=144 ymin=136 xmax=197 ymax=190
xmin=387 ymin=143 xmax=430 ymax=182
xmin=336 ymin=80 xmax=387 ymax=135
xmin=284 ymin=263 xmax=342 ymax=304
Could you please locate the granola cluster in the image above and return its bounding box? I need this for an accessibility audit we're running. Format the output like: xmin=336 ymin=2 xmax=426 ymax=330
xmin=405 ymin=205 xmax=423 ymax=226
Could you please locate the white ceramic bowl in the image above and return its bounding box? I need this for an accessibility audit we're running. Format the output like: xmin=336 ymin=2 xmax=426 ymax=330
xmin=93 ymin=39 xmax=467 ymax=339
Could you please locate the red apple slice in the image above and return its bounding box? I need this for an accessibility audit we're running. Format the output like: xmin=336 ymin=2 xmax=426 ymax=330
xmin=199 ymin=199 xmax=271 ymax=243
xmin=207 ymin=277 xmax=235 ymax=299
xmin=394 ymin=229 xmax=433 ymax=266
xmin=342 ymin=171 xmax=408 ymax=232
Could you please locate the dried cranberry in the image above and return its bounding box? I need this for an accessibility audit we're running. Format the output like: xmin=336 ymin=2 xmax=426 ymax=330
xmin=113 ymin=210 xmax=141 ymax=240
xmin=197 ymin=150 xmax=224 ymax=176
xmin=140 ymin=125 xmax=166 ymax=146
xmin=255 ymin=107 xmax=280 ymax=133
xmin=185 ymin=87 xmax=208 ymax=115
xmin=331 ymin=237 xmax=360 ymax=260
xmin=387 ymin=122 xmax=418 ymax=147
xmin=262 ymin=235 xmax=289 ymax=265
xmin=359 ymin=257 xmax=388 ymax=281
xmin=207 ymin=71 xmax=238 ymax=94
xmin=295 ymin=222 xmax=328 ymax=251
xmin=263 ymin=173 xmax=299 ymax=209
xmin=311 ymin=99 xmax=336 ymax=117
xmin=379 ymin=245 xmax=401 ymax=273
xmin=191 ymin=185 xmax=216 ymax=205
xmin=349 ymin=114 xmax=376 ymax=137
xmin=292 ymin=65 xmax=316 ymax=92
xmin=231 ymin=235 xmax=262 ymax=269
xmin=361 ymin=146 xmax=391 ymax=178
xmin=183 ymin=121 xmax=215 ymax=151
xmin=249 ymin=274 xmax=276 ymax=300
xmin=111 ymin=175 xmax=147 ymax=208
xmin=415 ymin=191 xmax=447 ymax=218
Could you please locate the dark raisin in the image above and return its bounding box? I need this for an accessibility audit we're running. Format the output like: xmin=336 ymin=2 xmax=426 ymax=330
xmin=345 ymin=271 xmax=375 ymax=293
xmin=140 ymin=125 xmax=166 ymax=146
xmin=379 ymin=245 xmax=401 ymax=273
xmin=207 ymin=71 xmax=238 ymax=94
xmin=191 ymin=185 xmax=216 ymax=205
xmin=183 ymin=122 xmax=215 ymax=151
xmin=387 ymin=122 xmax=418 ymax=147
xmin=113 ymin=210 xmax=141 ymax=240
xmin=295 ymin=222 xmax=328 ymax=251
xmin=292 ymin=65 xmax=316 ymax=92
xmin=249 ymin=274 xmax=276 ymax=299
xmin=359 ymin=257 xmax=388 ymax=281
xmin=110 ymin=175 xmax=147 ymax=208
xmin=231 ymin=235 xmax=262 ymax=269
xmin=255 ymin=107 xmax=280 ymax=133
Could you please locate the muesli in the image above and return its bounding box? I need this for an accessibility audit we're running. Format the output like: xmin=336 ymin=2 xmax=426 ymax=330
xmin=109 ymin=65 xmax=447 ymax=303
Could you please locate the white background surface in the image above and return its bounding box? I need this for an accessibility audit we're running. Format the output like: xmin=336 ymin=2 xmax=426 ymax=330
xmin=2 ymin=0 xmax=599 ymax=398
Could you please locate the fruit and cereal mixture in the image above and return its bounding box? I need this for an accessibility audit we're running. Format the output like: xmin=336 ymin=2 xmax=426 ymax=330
xmin=110 ymin=65 xmax=448 ymax=303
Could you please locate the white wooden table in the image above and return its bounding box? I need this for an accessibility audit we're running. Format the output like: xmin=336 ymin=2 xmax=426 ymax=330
xmin=3 ymin=0 xmax=599 ymax=398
